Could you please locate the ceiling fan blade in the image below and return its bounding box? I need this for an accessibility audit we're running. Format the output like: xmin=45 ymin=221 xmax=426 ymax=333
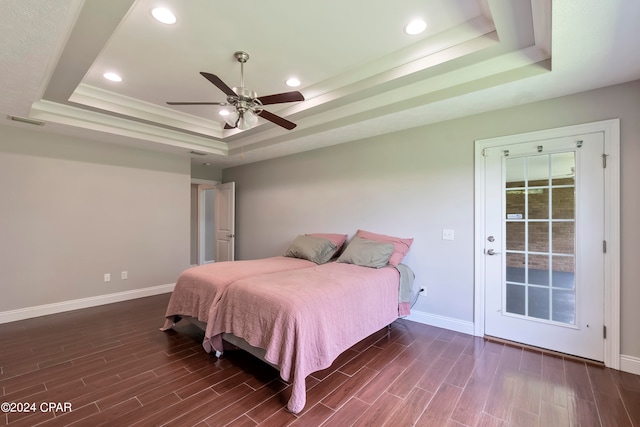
xmin=257 ymin=91 xmax=304 ymax=105
xmin=224 ymin=123 xmax=235 ymax=129
xmin=166 ymin=101 xmax=227 ymax=105
xmin=259 ymin=110 xmax=297 ymax=130
xmin=200 ymin=72 xmax=237 ymax=97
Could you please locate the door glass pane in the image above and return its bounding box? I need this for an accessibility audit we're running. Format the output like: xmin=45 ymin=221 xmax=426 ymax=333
xmin=552 ymin=256 xmax=575 ymax=289
xmin=551 ymin=152 xmax=575 ymax=185
xmin=528 ymin=287 xmax=550 ymax=320
xmin=506 ymin=157 xmax=525 ymax=187
xmin=552 ymin=289 xmax=575 ymax=323
xmin=506 ymin=222 xmax=525 ymax=251
xmin=528 ymin=222 xmax=549 ymax=252
xmin=528 ymin=155 xmax=549 ymax=187
xmin=506 ymin=253 xmax=525 ymax=283
xmin=504 ymin=151 xmax=576 ymax=325
xmin=528 ymin=254 xmax=550 ymax=286
xmin=528 ymin=188 xmax=549 ymax=219
xmin=506 ymin=284 xmax=526 ymax=315
xmin=506 ymin=190 xmax=525 ymax=218
xmin=552 ymin=222 xmax=575 ymax=254
xmin=552 ymin=187 xmax=575 ymax=219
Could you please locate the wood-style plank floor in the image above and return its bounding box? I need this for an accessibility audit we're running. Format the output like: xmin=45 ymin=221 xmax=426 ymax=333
xmin=1 ymin=294 xmax=638 ymax=426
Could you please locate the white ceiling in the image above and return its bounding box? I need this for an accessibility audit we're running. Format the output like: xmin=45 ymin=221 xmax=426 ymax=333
xmin=1 ymin=0 xmax=639 ymax=169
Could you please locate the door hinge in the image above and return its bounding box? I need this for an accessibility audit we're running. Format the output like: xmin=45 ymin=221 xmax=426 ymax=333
xmin=603 ymin=153 xmax=608 ymax=168
xmin=603 ymin=325 xmax=607 ymax=339
xmin=603 ymin=240 xmax=607 ymax=253
xmin=482 ymin=148 xmax=487 ymax=157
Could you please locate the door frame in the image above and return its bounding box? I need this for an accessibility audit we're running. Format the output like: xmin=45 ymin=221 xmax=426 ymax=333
xmin=191 ymin=179 xmax=219 ymax=265
xmin=473 ymin=119 xmax=620 ymax=369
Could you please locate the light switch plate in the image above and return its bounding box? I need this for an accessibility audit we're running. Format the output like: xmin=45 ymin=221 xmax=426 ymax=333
xmin=442 ymin=229 xmax=455 ymax=240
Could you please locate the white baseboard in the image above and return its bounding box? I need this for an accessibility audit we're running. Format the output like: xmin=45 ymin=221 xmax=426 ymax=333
xmin=0 ymin=283 xmax=175 ymax=325
xmin=620 ymin=354 xmax=640 ymax=376
xmin=407 ymin=311 xmax=640 ymax=376
xmin=405 ymin=309 xmax=475 ymax=335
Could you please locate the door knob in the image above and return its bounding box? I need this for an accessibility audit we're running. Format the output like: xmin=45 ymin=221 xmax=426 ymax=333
xmin=227 ymin=234 xmax=235 ymax=238
xmin=486 ymin=248 xmax=500 ymax=255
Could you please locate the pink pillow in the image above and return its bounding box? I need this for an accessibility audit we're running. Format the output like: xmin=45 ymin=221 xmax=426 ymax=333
xmin=307 ymin=233 xmax=348 ymax=251
xmin=355 ymin=230 xmax=413 ymax=266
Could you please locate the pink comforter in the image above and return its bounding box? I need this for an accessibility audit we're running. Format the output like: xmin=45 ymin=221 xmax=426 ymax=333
xmin=208 ymin=262 xmax=401 ymax=413
xmin=161 ymin=257 xmax=316 ymax=335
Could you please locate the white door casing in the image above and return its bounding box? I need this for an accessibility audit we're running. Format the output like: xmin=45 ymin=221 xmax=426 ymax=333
xmin=474 ymin=119 xmax=620 ymax=368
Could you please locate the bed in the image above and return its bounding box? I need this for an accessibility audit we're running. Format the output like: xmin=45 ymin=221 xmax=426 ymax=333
xmin=208 ymin=261 xmax=414 ymax=413
xmin=161 ymin=230 xmax=415 ymax=414
xmin=161 ymin=233 xmax=348 ymax=331
xmin=160 ymin=256 xmax=317 ymax=332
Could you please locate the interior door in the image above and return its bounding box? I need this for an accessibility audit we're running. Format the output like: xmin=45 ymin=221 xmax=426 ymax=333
xmin=215 ymin=182 xmax=235 ymax=262
xmin=483 ymin=133 xmax=605 ymax=361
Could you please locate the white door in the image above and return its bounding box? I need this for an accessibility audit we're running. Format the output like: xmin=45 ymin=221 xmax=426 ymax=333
xmin=215 ymin=182 xmax=235 ymax=262
xmin=483 ymin=133 xmax=605 ymax=361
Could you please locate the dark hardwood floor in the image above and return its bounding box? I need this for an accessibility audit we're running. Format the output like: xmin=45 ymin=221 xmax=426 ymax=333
xmin=1 ymin=294 xmax=638 ymax=426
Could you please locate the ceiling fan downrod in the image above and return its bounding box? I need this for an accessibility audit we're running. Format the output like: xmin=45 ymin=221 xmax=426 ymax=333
xmin=234 ymin=51 xmax=249 ymax=89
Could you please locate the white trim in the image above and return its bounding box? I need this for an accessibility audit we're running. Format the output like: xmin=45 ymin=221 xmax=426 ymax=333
xmin=30 ymin=100 xmax=228 ymax=155
xmin=474 ymin=119 xmax=621 ymax=369
xmin=191 ymin=179 xmax=220 ymax=185
xmin=405 ymin=309 xmax=475 ymax=335
xmin=0 ymin=284 xmax=175 ymax=325
xmin=620 ymin=355 xmax=640 ymax=376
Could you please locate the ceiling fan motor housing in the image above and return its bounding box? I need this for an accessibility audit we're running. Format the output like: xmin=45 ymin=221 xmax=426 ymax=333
xmin=230 ymin=87 xmax=262 ymax=113
xmin=231 ymin=87 xmax=257 ymax=101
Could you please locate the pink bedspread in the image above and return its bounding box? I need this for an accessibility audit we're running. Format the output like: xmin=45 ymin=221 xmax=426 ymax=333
xmin=208 ymin=262 xmax=401 ymax=413
xmin=161 ymin=256 xmax=316 ymax=333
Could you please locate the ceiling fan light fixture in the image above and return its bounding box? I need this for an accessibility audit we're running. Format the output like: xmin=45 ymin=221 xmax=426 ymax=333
xmin=222 ymin=110 xmax=239 ymax=128
xmin=404 ymin=19 xmax=427 ymax=35
xmin=244 ymin=110 xmax=259 ymax=127
xmin=151 ymin=7 xmax=176 ymax=24
xmin=236 ymin=110 xmax=258 ymax=130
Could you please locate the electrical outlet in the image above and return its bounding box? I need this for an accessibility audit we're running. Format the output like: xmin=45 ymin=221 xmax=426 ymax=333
xmin=419 ymin=287 xmax=427 ymax=297
xmin=121 ymin=271 xmax=128 ymax=280
xmin=442 ymin=229 xmax=455 ymax=240
xmin=104 ymin=273 xmax=111 ymax=282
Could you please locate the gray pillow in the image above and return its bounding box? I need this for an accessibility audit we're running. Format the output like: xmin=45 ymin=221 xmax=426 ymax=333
xmin=284 ymin=235 xmax=337 ymax=264
xmin=337 ymin=237 xmax=394 ymax=268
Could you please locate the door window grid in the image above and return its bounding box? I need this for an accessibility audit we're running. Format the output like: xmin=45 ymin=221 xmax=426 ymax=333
xmin=504 ymin=152 xmax=576 ymax=325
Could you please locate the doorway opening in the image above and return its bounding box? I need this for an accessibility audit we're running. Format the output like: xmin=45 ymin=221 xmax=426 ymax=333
xmin=190 ymin=181 xmax=218 ymax=266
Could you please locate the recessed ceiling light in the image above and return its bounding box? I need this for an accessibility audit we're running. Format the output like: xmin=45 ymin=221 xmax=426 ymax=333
xmin=151 ymin=7 xmax=176 ymax=24
xmin=103 ymin=72 xmax=122 ymax=82
xmin=285 ymin=77 xmax=301 ymax=87
xmin=404 ymin=19 xmax=427 ymax=35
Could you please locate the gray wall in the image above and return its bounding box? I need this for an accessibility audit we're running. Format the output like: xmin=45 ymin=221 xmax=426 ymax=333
xmin=223 ymin=80 xmax=640 ymax=360
xmin=0 ymin=125 xmax=191 ymax=311
xmin=192 ymin=162 xmax=222 ymax=181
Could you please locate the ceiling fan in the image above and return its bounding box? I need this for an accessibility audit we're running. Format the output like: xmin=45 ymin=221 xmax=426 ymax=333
xmin=167 ymin=51 xmax=304 ymax=130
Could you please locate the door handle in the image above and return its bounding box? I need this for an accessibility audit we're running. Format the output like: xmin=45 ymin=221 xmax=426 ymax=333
xmin=227 ymin=234 xmax=235 ymax=238
xmin=486 ymin=249 xmax=501 ymax=255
